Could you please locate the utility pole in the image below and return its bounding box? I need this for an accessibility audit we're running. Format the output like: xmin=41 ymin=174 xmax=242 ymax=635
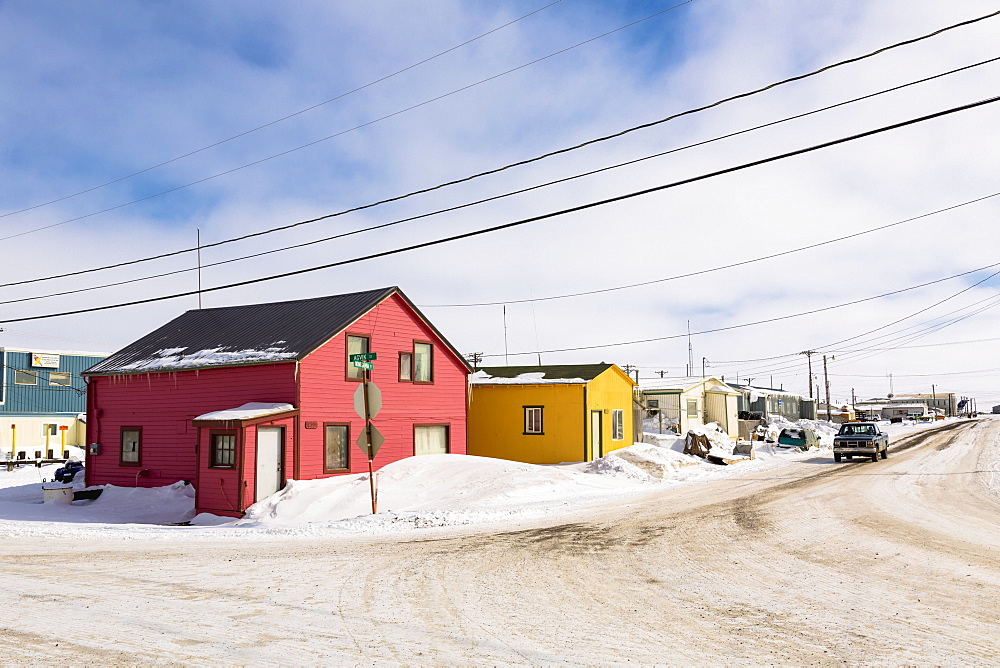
xmin=823 ymin=354 xmax=831 ymax=421
xmin=657 ymin=370 xmax=667 ymax=378
xmin=701 ymin=357 xmax=707 ymax=379
xmin=800 ymin=351 xmax=816 ymax=398
xmin=687 ymin=321 xmax=693 ymax=379
xmin=466 ymin=352 xmax=483 ymax=370
xmin=931 ymin=383 xmax=936 ymax=418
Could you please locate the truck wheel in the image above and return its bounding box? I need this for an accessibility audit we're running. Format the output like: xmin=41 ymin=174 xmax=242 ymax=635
xmin=881 ymin=448 xmax=888 ymax=460
xmin=834 ymin=453 xmax=842 ymax=463
xmin=870 ymin=451 xmax=879 ymax=462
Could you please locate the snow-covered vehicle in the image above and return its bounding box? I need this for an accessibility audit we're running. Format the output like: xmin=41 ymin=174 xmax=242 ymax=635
xmin=53 ymin=460 xmax=84 ymax=483
xmin=832 ymin=422 xmax=888 ymax=462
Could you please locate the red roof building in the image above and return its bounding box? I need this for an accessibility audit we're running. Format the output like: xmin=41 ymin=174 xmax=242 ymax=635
xmin=82 ymin=287 xmax=471 ymax=517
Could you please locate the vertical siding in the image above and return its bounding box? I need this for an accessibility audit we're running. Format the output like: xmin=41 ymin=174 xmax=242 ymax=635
xmin=85 ymin=363 xmax=297 ymax=493
xmin=194 ymin=427 xmax=243 ymax=516
xmin=468 ymin=384 xmax=586 ymax=464
xmin=297 ymin=293 xmax=468 ymax=480
xmin=586 ymin=368 xmax=637 ymax=456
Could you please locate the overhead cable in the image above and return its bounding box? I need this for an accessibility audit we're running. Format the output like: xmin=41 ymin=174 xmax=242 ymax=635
xmin=0 ymin=0 xmax=566 ymax=219
xmin=480 ymin=261 xmax=1000 ymax=357
xmin=0 ymin=0 xmax=698 ymax=240
xmin=1 ymin=93 xmax=997 ymax=324
xmin=3 ymin=8 xmax=994 ymax=248
xmin=6 ymin=56 xmax=999 ymax=301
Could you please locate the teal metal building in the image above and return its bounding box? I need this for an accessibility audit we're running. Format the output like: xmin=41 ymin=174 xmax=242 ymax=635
xmin=1 ymin=348 xmax=107 ymax=458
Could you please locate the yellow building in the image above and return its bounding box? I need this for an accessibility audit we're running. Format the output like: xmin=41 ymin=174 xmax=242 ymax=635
xmin=468 ymin=364 xmax=637 ymax=464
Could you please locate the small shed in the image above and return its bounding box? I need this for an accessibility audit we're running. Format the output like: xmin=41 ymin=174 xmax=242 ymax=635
xmin=83 ymin=287 xmax=471 ymax=517
xmin=639 ymin=376 xmax=740 ymax=438
xmin=468 ymin=364 xmax=636 ymax=464
xmin=731 ymin=384 xmax=816 ymax=422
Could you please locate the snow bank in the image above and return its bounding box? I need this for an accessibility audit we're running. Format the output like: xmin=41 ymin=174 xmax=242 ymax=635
xmin=239 ymin=454 xmax=649 ymax=531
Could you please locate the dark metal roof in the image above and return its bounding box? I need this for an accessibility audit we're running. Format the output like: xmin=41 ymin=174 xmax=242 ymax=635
xmin=85 ymin=287 xmax=403 ymax=375
xmin=474 ymin=364 xmax=616 ymax=382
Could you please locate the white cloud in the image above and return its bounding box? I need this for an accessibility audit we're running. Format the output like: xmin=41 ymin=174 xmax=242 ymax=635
xmin=1 ymin=0 xmax=998 ymax=405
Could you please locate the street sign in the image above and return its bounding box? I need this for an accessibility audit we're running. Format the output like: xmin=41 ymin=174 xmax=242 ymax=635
xmin=353 ymin=382 xmax=382 ymax=419
xmin=356 ymin=424 xmax=385 ymax=458
xmin=352 ymin=361 xmax=374 ymax=370
xmin=349 ymin=353 xmax=377 ymax=362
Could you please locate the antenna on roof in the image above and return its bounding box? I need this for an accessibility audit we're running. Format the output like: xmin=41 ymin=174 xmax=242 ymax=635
xmin=196 ymin=228 xmax=203 ymax=310
xmin=502 ymin=305 xmax=509 ymax=366
xmin=687 ymin=320 xmax=693 ymax=377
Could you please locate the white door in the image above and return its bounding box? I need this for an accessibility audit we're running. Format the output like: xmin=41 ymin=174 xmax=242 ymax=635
xmin=705 ymin=393 xmax=729 ymax=432
xmin=256 ymin=427 xmax=283 ymax=502
xmin=591 ymin=411 xmax=603 ymax=461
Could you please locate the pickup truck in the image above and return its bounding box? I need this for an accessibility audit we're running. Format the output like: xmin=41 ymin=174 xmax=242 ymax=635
xmin=833 ymin=422 xmax=888 ymax=462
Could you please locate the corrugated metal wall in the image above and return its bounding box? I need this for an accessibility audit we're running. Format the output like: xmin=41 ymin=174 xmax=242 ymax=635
xmin=1 ymin=350 xmax=105 ymax=414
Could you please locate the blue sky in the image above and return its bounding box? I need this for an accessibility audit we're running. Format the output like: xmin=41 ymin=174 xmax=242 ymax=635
xmin=2 ymin=0 xmax=1000 ymax=405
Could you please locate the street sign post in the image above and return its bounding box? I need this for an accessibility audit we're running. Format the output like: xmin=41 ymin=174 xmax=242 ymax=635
xmin=349 ymin=353 xmax=377 ymax=362
xmin=353 ymin=382 xmax=382 ymax=420
xmin=352 ymin=361 xmax=373 ymax=370
xmin=356 ymin=425 xmax=385 ymax=458
xmin=354 ymin=375 xmax=382 ymax=514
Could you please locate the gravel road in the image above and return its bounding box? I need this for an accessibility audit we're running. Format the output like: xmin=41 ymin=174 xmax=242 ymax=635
xmin=4 ymin=418 xmax=999 ymax=664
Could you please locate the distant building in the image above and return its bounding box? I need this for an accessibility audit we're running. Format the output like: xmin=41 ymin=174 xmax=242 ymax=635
xmin=639 ymin=376 xmax=740 ymax=438
xmin=857 ymin=392 xmax=957 ymax=417
xmin=1 ymin=347 xmax=107 ymax=459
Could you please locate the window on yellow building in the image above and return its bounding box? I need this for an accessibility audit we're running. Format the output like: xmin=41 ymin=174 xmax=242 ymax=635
xmin=523 ymin=406 xmax=543 ymax=435
xmin=611 ymin=409 xmax=624 ymax=440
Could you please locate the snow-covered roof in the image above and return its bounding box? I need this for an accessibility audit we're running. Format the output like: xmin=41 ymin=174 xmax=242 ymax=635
xmin=193 ymin=403 xmax=295 ymax=422
xmin=639 ymin=376 xmax=738 ymax=393
xmin=471 ymin=364 xmax=624 ymax=385
xmin=84 ymin=287 xmax=471 ymax=376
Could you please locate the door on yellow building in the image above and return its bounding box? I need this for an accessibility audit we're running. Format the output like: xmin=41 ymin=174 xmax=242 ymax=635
xmin=591 ymin=410 xmax=603 ymax=460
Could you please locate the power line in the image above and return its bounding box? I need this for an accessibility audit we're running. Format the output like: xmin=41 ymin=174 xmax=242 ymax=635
xmin=0 ymin=0 xmax=566 ymax=219
xmin=7 ymin=57 xmax=999 ymax=304
xmin=726 ymin=289 xmax=1000 ymax=379
xmin=2 ymin=9 xmax=993 ymax=262
xmin=423 ymin=188 xmax=1000 ymax=307
xmin=1 ymin=93 xmax=996 ymax=324
xmin=480 ymin=261 xmax=1000 ymax=357
xmin=1 ymin=0 xmax=698 ymax=241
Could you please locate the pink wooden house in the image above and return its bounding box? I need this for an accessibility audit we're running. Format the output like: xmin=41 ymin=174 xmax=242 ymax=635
xmin=82 ymin=287 xmax=471 ymax=517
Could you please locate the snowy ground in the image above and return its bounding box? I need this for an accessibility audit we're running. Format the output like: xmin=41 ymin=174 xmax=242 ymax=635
xmin=3 ymin=417 xmax=997 ymax=664
xmin=0 ymin=417 xmax=955 ymax=540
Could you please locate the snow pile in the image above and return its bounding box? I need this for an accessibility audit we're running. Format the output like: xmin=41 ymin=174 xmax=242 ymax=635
xmin=0 ymin=468 xmax=195 ymax=525
xmin=686 ymin=422 xmax=738 ymax=458
xmin=239 ymin=454 xmax=646 ymax=530
xmin=120 ymin=345 xmax=296 ymax=372
xmin=590 ymin=443 xmax=702 ymax=479
xmin=642 ymin=432 xmax=686 ymax=451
